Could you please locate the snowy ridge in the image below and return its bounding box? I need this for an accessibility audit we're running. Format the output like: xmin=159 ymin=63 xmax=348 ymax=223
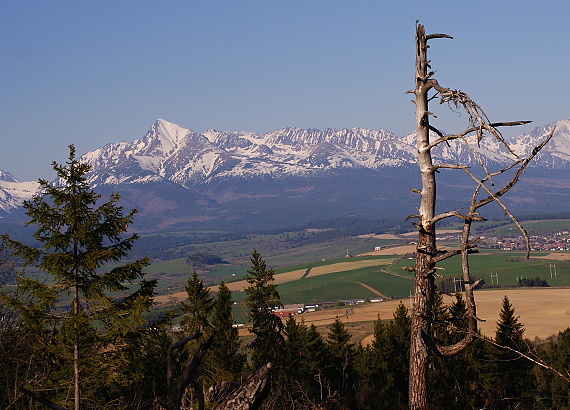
xmin=76 ymin=119 xmax=569 ymax=190
xmin=1 ymin=118 xmax=569 ymax=214
xmin=0 ymin=177 xmax=38 ymax=212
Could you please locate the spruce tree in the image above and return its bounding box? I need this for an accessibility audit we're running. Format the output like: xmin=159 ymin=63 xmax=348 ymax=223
xmin=368 ymin=303 xmax=410 ymax=407
xmin=282 ymin=317 xmax=328 ymax=406
xmin=244 ymin=249 xmax=284 ymax=370
xmin=494 ymin=295 xmax=533 ymax=405
xmin=177 ymin=271 xmax=214 ymax=410
xmin=326 ymin=317 xmax=355 ymax=404
xmin=1 ymin=145 xmax=152 ymax=409
xmin=179 ymin=271 xmax=214 ymax=334
xmin=209 ymin=281 xmax=245 ymax=381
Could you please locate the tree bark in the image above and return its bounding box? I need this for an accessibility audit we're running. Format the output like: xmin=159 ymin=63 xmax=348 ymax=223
xmin=407 ymin=23 xmax=550 ymax=409
xmin=213 ymin=363 xmax=272 ymax=410
xmin=408 ymin=23 xmax=438 ymax=410
xmin=166 ymin=333 xmax=213 ymax=410
xmin=73 ymin=261 xmax=80 ymax=410
xmin=20 ymin=387 xmax=69 ymax=410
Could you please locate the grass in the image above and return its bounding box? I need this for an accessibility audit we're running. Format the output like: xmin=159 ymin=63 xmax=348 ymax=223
xmin=486 ymin=219 xmax=570 ymax=236
xmin=386 ymin=250 xmax=570 ymax=287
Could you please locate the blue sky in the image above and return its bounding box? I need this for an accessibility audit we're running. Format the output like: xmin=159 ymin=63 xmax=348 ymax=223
xmin=2 ymin=1 xmax=569 ymax=180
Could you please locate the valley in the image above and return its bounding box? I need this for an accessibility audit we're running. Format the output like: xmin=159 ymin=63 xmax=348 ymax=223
xmin=139 ymin=220 xmax=570 ymax=342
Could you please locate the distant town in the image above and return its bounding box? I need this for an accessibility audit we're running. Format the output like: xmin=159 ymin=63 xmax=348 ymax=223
xmin=436 ymin=231 xmax=570 ymax=252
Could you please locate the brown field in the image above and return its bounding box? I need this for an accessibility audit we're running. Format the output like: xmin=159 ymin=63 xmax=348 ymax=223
xmin=154 ymin=257 xmax=396 ymax=304
xmin=358 ymin=244 xmax=417 ymax=257
xmin=307 ymin=259 xmax=391 ymax=277
xmin=534 ymin=252 xmax=570 ymax=261
xmin=294 ymin=288 xmax=570 ymax=342
xmin=154 ymin=269 xmax=307 ymax=303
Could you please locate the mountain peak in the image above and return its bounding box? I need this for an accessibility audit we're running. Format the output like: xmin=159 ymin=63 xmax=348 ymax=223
xmin=0 ymin=170 xmax=19 ymax=183
xmin=150 ymin=119 xmax=192 ymax=149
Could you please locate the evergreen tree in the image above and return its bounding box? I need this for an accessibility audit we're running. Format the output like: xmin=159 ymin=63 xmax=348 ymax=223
xmin=533 ymin=328 xmax=570 ymax=408
xmin=179 ymin=271 xmax=214 ymax=334
xmin=209 ymin=281 xmax=245 ymax=382
xmin=244 ymin=249 xmax=284 ymax=370
xmin=371 ymin=302 xmax=410 ymax=407
xmin=282 ymin=317 xmax=328 ymax=407
xmin=326 ymin=317 xmax=355 ymax=405
xmin=1 ymin=145 xmax=153 ymax=409
xmin=177 ymin=271 xmax=214 ymax=410
xmin=0 ymin=244 xmax=61 ymax=408
xmin=493 ymin=295 xmax=534 ymax=407
xmin=428 ymin=293 xmax=478 ymax=409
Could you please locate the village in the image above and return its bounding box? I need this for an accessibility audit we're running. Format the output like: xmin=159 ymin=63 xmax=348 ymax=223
xmin=482 ymin=231 xmax=570 ymax=251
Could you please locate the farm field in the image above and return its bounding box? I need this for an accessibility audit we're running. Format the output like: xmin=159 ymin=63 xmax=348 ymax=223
xmin=153 ymin=246 xmax=570 ymax=308
xmin=386 ymin=250 xmax=570 ymax=287
xmin=294 ymin=287 xmax=570 ymax=341
xmin=154 ymin=255 xmax=400 ymax=304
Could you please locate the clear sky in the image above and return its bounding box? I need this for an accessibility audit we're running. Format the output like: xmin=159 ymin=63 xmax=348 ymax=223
xmin=2 ymin=1 xmax=569 ymax=181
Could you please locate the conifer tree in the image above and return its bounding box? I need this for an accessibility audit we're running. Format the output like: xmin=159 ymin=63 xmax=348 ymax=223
xmin=493 ymin=295 xmax=533 ymax=405
xmin=282 ymin=317 xmax=327 ymax=406
xmin=326 ymin=317 xmax=355 ymax=404
xmin=210 ymin=281 xmax=245 ymax=381
xmin=1 ymin=145 xmax=152 ymax=409
xmin=177 ymin=271 xmax=214 ymax=410
xmin=180 ymin=271 xmax=214 ymax=334
xmin=373 ymin=303 xmax=410 ymax=406
xmin=244 ymin=249 xmax=284 ymax=370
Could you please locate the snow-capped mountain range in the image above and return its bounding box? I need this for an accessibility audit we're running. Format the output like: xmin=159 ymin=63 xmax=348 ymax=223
xmin=76 ymin=118 xmax=567 ymax=188
xmin=0 ymin=171 xmax=40 ymax=213
xmin=1 ymin=118 xmax=569 ymax=229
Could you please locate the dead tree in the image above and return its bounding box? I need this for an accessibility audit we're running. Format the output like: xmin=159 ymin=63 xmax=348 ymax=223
xmin=213 ymin=363 xmax=272 ymax=410
xmin=406 ymin=23 xmax=554 ymax=410
xmin=166 ymin=332 xmax=213 ymax=410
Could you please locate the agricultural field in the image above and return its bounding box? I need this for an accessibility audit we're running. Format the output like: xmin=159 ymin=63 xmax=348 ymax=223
xmin=143 ymin=221 xmax=570 ymax=340
xmin=485 ymin=219 xmax=570 ymax=237
xmin=152 ymin=244 xmax=570 ymax=308
xmin=386 ymin=250 xmax=570 ymax=287
xmin=297 ymin=288 xmax=570 ymax=342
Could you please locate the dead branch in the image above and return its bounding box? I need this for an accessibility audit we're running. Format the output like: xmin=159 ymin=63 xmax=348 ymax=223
xmin=213 ymin=363 xmax=272 ymax=410
xmin=407 ymin=23 xmax=554 ymax=409
xmin=167 ymin=333 xmax=214 ymax=410
xmin=477 ymin=334 xmax=570 ymax=384
xmin=19 ymin=387 xmax=68 ymax=410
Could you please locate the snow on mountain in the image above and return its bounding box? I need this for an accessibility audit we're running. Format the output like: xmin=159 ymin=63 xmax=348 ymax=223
xmin=0 ymin=173 xmax=38 ymax=212
xmin=78 ymin=118 xmax=570 ymax=190
xmin=0 ymin=170 xmax=19 ymax=183
xmin=510 ymin=120 xmax=570 ymax=167
xmin=2 ymin=118 xmax=570 ymax=216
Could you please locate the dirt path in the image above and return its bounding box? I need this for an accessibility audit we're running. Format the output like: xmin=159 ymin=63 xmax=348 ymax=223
xmin=380 ymin=268 xmax=413 ymax=280
xmin=353 ymin=281 xmax=387 ymax=298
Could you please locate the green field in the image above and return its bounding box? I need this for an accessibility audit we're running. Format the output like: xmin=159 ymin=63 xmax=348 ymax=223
xmin=123 ymin=221 xmax=570 ymax=327
xmin=276 ymin=266 xmax=413 ymax=304
xmin=485 ymin=219 xmax=570 ymax=236
xmin=387 ymin=250 xmax=570 ymax=287
xmin=147 ymin=247 xmax=570 ymax=311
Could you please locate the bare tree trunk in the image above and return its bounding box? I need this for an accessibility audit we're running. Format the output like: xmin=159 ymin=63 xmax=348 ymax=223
xmin=408 ymin=24 xmax=439 ymax=409
xmin=407 ymin=23 xmax=550 ymax=409
xmin=166 ymin=333 xmax=213 ymax=410
xmin=20 ymin=387 xmax=69 ymax=410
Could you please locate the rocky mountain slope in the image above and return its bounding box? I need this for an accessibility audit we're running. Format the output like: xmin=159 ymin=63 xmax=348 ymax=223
xmin=77 ymin=118 xmax=570 ymax=189
xmin=2 ymin=118 xmax=569 ymax=231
